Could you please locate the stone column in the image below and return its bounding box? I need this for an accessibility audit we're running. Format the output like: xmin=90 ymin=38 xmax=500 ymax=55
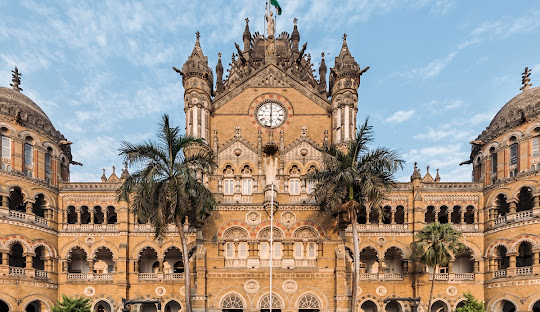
xmin=134 ymin=260 xmax=139 ymax=273
xmin=0 ymin=195 xmax=8 ymax=217
xmin=533 ymin=251 xmax=540 ymax=275
xmin=76 ymin=207 xmax=81 ymax=224
xmin=507 ymin=252 xmax=517 ymax=277
xmin=509 ymin=201 xmax=517 ymax=214
xmin=90 ymin=207 xmax=94 ymax=225
xmin=533 ymin=196 xmax=540 ymax=218
xmin=474 ymin=261 xmax=480 ymax=273
xmin=25 ymin=253 xmax=35 ymax=277
xmin=88 ymin=260 xmax=94 ymax=273
xmin=158 ymin=258 xmax=164 ymax=273
xmin=26 ymin=201 xmax=33 ymax=215
xmin=391 ymin=207 xmax=397 ymax=225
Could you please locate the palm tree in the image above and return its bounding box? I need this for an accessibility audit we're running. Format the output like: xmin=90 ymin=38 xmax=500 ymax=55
xmin=307 ymin=119 xmax=404 ymax=310
xmin=410 ymin=222 xmax=465 ymax=312
xmin=118 ymin=114 xmax=216 ymax=312
xmin=52 ymin=295 xmax=91 ymax=312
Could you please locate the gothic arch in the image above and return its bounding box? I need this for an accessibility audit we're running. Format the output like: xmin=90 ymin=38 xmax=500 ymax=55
xmin=358 ymin=244 xmax=381 ymax=259
xmin=91 ymin=245 xmax=118 ymax=260
xmin=131 ymin=241 xmax=161 ymax=260
xmin=222 ymin=226 xmax=250 ymax=240
xmin=486 ymin=191 xmax=512 ymax=208
xmin=485 ymin=240 xmax=511 ymax=258
xmin=292 ymin=226 xmax=319 ymax=239
xmin=28 ymin=190 xmax=56 ymax=208
xmin=510 ymin=184 xmax=537 ymax=201
xmin=256 ymin=291 xmax=285 ymax=309
xmin=216 ymin=220 xmax=250 ymax=238
xmin=18 ymin=130 xmax=42 ymax=146
xmin=487 ymin=295 xmax=521 ymax=312
xmin=21 ymin=296 xmax=52 ymax=312
xmin=358 ymin=298 xmax=380 ymax=312
xmin=91 ymin=297 xmax=117 ymax=312
xmin=257 ymin=226 xmax=285 ymax=240
xmin=509 ymin=237 xmax=538 ymax=253
xmin=252 ymin=220 xmax=288 ymax=239
xmin=295 ymin=291 xmax=323 ymax=310
xmin=0 ymin=295 xmax=14 ymax=312
xmin=219 ymin=291 xmax=247 ymax=310
xmin=527 ymin=294 xmax=540 ymax=312
xmin=41 ymin=141 xmax=60 ymax=156
xmin=30 ymin=241 xmax=56 ymax=258
xmin=459 ymin=240 xmax=482 ymax=261
xmin=4 ymin=237 xmax=31 ymax=254
xmin=62 ymin=242 xmax=90 ymax=259
xmin=381 ymin=243 xmax=410 ymax=259
xmin=0 ymin=122 xmax=18 ymax=137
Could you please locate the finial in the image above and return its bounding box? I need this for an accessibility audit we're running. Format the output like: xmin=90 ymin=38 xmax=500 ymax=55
xmin=435 ymin=168 xmax=441 ymax=182
xmin=414 ymin=162 xmax=418 ymax=169
xmin=520 ymin=67 xmax=532 ymax=92
xmin=10 ymin=67 xmax=23 ymax=92
xmin=321 ymin=52 xmax=325 ymax=58
xmin=426 ymin=165 xmax=430 ymax=174
xmin=301 ymin=126 xmax=307 ymax=136
xmin=195 ymin=31 xmax=200 ymax=41
xmin=112 ymin=165 xmax=116 ymax=174
xmin=234 ymin=126 xmax=241 ymax=137
xmin=343 ymin=33 xmax=347 ymax=41
xmin=293 ymin=18 xmax=298 ymax=26
xmin=218 ymin=52 xmax=222 ymax=59
xmin=101 ymin=168 xmax=107 ymax=182
xmin=245 ymin=17 xmax=249 ymax=24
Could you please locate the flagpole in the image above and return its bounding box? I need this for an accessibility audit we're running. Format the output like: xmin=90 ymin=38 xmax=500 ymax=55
xmin=270 ymin=183 xmax=274 ymax=312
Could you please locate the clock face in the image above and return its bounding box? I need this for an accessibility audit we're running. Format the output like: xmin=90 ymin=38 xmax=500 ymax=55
xmin=257 ymin=102 xmax=285 ymax=128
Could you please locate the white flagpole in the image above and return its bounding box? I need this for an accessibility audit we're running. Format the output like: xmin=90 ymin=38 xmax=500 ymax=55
xmin=270 ymin=182 xmax=274 ymax=311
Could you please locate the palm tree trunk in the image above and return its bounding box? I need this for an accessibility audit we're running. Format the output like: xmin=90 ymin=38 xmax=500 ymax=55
xmin=351 ymin=210 xmax=360 ymax=311
xmin=176 ymin=216 xmax=192 ymax=312
xmin=428 ymin=264 xmax=438 ymax=312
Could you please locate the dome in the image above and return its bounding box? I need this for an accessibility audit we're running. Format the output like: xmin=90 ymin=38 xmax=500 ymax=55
xmin=476 ymin=87 xmax=540 ymax=143
xmin=0 ymin=86 xmax=64 ymax=142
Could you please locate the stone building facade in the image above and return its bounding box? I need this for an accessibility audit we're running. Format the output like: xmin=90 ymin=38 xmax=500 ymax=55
xmin=0 ymin=16 xmax=540 ymax=312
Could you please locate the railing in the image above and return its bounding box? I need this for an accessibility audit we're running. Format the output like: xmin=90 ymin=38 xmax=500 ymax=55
xmin=516 ymin=266 xmax=533 ymax=275
xmin=452 ymin=224 xmax=476 ymax=232
xmin=494 ymin=215 xmax=507 ymax=225
xmin=67 ymin=273 xmax=92 ymax=280
xmin=65 ymin=224 xmax=118 ymax=231
xmin=164 ymin=273 xmax=184 ymax=280
xmin=452 ymin=273 xmax=474 ymax=281
xmin=138 ymin=273 xmax=160 ymax=280
xmin=9 ymin=267 xmax=26 ymax=276
xmin=34 ymin=270 xmax=49 ymax=278
xmin=354 ymin=224 xmax=406 ymax=232
xmin=134 ymin=224 xmax=153 ymax=232
xmin=358 ymin=273 xmax=404 ymax=280
xmin=358 ymin=273 xmax=378 ymax=280
xmin=429 ymin=273 xmax=449 ymax=280
xmin=9 ymin=210 xmax=26 ymax=220
xmin=493 ymin=269 xmax=507 ymax=278
xmin=93 ymin=273 xmax=113 ymax=280
xmin=383 ymin=273 xmax=404 ymax=280
xmin=515 ymin=210 xmax=533 ymax=221
xmin=34 ymin=216 xmax=49 ymax=226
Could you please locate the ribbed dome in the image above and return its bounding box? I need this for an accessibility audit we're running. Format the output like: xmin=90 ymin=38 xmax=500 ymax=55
xmin=0 ymin=87 xmax=51 ymax=122
xmin=476 ymin=87 xmax=540 ymax=143
xmin=0 ymin=86 xmax=64 ymax=142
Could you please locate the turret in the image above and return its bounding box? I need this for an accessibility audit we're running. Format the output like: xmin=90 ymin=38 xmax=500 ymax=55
xmin=291 ymin=18 xmax=300 ymax=51
xmin=329 ymin=34 xmax=369 ymax=144
xmin=174 ymin=32 xmax=214 ymax=141
xmin=243 ymin=18 xmax=251 ymax=53
xmin=216 ymin=53 xmax=224 ymax=94
xmin=318 ymin=52 xmax=327 ymax=94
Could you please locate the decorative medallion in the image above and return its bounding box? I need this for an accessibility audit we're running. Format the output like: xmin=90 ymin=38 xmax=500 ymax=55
xmin=447 ymin=286 xmax=457 ymax=296
xmin=155 ymin=286 xmax=166 ymax=296
xmin=281 ymin=211 xmax=296 ymax=227
xmin=377 ymin=237 xmax=386 ymax=246
xmin=86 ymin=237 xmax=94 ymax=246
xmin=282 ymin=280 xmax=298 ymax=293
xmin=244 ymin=279 xmax=260 ymax=293
xmin=376 ymin=286 xmax=387 ymax=296
xmin=246 ymin=211 xmax=261 ymax=226
xmin=249 ymin=93 xmax=293 ymax=132
xmin=179 ymin=287 xmax=185 ymax=296
xmin=84 ymin=286 xmax=95 ymax=296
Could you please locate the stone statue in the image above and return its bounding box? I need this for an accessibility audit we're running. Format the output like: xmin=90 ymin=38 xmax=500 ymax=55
xmin=266 ymin=9 xmax=275 ymax=38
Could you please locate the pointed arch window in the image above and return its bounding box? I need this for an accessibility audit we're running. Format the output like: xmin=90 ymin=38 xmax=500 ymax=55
xmin=533 ymin=136 xmax=539 ymax=158
xmin=1 ymin=134 xmax=11 ymax=162
xmin=510 ymin=143 xmax=518 ymax=165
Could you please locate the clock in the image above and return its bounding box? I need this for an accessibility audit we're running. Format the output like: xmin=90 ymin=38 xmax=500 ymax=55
xmin=257 ymin=102 xmax=285 ymax=128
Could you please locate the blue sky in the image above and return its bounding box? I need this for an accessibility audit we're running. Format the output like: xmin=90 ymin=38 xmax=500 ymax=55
xmin=1 ymin=0 xmax=539 ymax=182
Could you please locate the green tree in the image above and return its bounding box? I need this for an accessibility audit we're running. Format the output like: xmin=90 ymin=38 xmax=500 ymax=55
xmin=454 ymin=293 xmax=486 ymax=312
xmin=307 ymin=119 xmax=404 ymax=310
xmin=52 ymin=295 xmax=91 ymax=312
xmin=410 ymin=222 xmax=465 ymax=312
xmin=118 ymin=114 xmax=216 ymax=312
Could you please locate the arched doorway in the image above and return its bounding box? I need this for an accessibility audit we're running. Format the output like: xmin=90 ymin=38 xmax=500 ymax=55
xmin=25 ymin=301 xmax=44 ymax=312
xmin=532 ymin=299 xmax=540 ymax=312
xmin=360 ymin=300 xmax=377 ymax=312
xmin=164 ymin=301 xmax=181 ymax=312
xmin=259 ymin=293 xmax=282 ymax=312
xmin=0 ymin=300 xmax=9 ymax=312
xmin=385 ymin=300 xmax=401 ymax=312
xmin=140 ymin=303 xmax=157 ymax=312
xmin=9 ymin=243 xmax=25 ymax=268
xmin=430 ymin=300 xmax=448 ymax=312
xmin=93 ymin=301 xmax=112 ymax=312
xmin=496 ymin=300 xmax=516 ymax=312
xmin=221 ymin=292 xmax=244 ymax=312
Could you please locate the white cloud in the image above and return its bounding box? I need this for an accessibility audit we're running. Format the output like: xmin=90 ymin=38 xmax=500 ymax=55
xmin=393 ymin=51 xmax=457 ymax=81
xmin=385 ymin=109 xmax=416 ymax=123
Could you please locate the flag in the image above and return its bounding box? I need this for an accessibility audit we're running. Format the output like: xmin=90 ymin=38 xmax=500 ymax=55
xmin=270 ymin=0 xmax=282 ymax=15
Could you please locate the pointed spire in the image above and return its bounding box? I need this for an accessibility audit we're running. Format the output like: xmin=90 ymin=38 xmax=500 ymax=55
xmin=10 ymin=67 xmax=23 ymax=92
xmin=422 ymin=165 xmax=434 ymax=182
xmin=435 ymin=168 xmax=441 ymax=182
xmin=120 ymin=162 xmax=130 ymax=180
xmin=319 ymin=52 xmax=327 ymax=92
xmin=291 ymin=18 xmax=300 ymax=51
xmin=410 ymin=162 xmax=421 ymax=181
xmin=338 ymin=33 xmax=352 ymax=58
xmin=180 ymin=31 xmax=213 ymax=92
xmin=520 ymin=67 xmax=532 ymax=92
xmin=101 ymin=168 xmax=107 ymax=182
xmin=243 ymin=17 xmax=251 ymax=52
xmin=216 ymin=52 xmax=224 ymax=93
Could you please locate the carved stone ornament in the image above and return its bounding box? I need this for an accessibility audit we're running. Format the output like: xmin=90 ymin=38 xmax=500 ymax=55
xmin=282 ymin=280 xmax=298 ymax=293
xmin=357 ymin=287 xmax=362 ymax=296
xmin=179 ymin=286 xmax=185 ymax=296
xmin=281 ymin=211 xmax=296 ymax=227
xmin=155 ymin=286 xmax=166 ymax=296
xmin=84 ymin=286 xmax=95 ymax=296
xmin=246 ymin=211 xmax=261 ymax=226
xmin=244 ymin=279 xmax=260 ymax=293
xmin=86 ymin=237 xmax=94 ymax=246
xmin=376 ymin=286 xmax=387 ymax=296
xmin=447 ymin=286 xmax=458 ymax=296
xmin=377 ymin=237 xmax=386 ymax=246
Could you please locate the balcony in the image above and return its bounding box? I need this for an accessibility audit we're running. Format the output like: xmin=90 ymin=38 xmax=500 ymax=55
xmin=516 ymin=266 xmax=533 ymax=275
xmin=349 ymin=224 xmax=407 ymax=233
xmin=138 ymin=273 xmax=184 ymax=281
xmin=65 ymin=224 xmax=118 ymax=232
xmin=358 ymin=273 xmax=404 ymax=281
xmin=67 ymin=273 xmax=113 ymax=281
xmin=34 ymin=270 xmax=49 ymax=279
xmin=9 ymin=266 xmax=26 ymax=276
xmin=493 ymin=269 xmax=507 ymax=278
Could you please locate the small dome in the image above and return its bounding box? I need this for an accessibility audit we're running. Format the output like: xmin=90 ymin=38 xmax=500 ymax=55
xmin=0 ymin=86 xmax=64 ymax=142
xmin=476 ymin=87 xmax=540 ymax=143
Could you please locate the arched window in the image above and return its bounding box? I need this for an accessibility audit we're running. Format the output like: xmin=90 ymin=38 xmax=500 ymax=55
xmin=430 ymin=300 xmax=449 ymax=312
xmin=1 ymin=127 xmax=11 ymax=170
xmin=94 ymin=247 xmax=114 ymax=274
xmin=438 ymin=206 xmax=449 ymax=224
xmin=0 ymin=299 xmax=9 ymax=312
xmin=394 ymin=206 xmax=405 ymax=224
xmin=8 ymin=187 xmax=26 ymax=212
xmin=94 ymin=301 xmax=112 ymax=312
xmin=67 ymin=206 xmax=77 ymax=224
xmin=164 ymin=301 xmax=181 ymax=312
xmin=138 ymin=247 xmax=158 ymax=273
xmin=357 ymin=207 xmax=367 ymax=224
xmin=360 ymin=247 xmax=378 ymax=274
xmin=298 ymin=293 xmax=320 ymax=311
xmin=495 ymin=194 xmax=509 ymax=216
xmin=106 ymin=206 xmax=117 ymax=224
xmin=383 ymin=247 xmax=404 ymax=274
xmin=32 ymin=194 xmax=46 ymax=218
xmin=260 ymin=293 xmax=282 ymax=312
xmin=221 ymin=293 xmax=244 ymax=312
xmin=80 ymin=206 xmax=90 ymax=224
xmin=241 ymin=165 xmax=252 ymax=195
xmin=516 ymin=187 xmax=533 ymax=212
xmin=23 ymin=136 xmax=34 ymax=177
xmin=517 ymin=242 xmax=533 ymax=267
xmin=68 ymin=247 xmax=88 ymax=273
xmin=509 ymin=141 xmax=518 ymax=166
xmin=495 ymin=246 xmax=509 ymax=270
xmin=60 ymin=156 xmax=69 ymax=182
xmin=45 ymin=147 xmax=53 ymax=176
xmin=223 ymin=165 xmax=235 ymax=195
xmin=164 ymin=247 xmax=183 ymax=274
xmin=382 ymin=206 xmax=392 ymax=224
xmin=453 ymin=248 xmax=474 ymax=273
xmin=9 ymin=243 xmax=25 ymax=268
xmin=93 ymin=206 xmax=104 ymax=224
xmin=451 ymin=206 xmax=461 ymax=224
xmin=289 ymin=165 xmax=301 ymax=195
xmin=464 ymin=206 xmax=475 ymax=224
xmin=33 ymin=246 xmax=46 ymax=271
xmin=425 ymin=206 xmax=435 ymax=223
